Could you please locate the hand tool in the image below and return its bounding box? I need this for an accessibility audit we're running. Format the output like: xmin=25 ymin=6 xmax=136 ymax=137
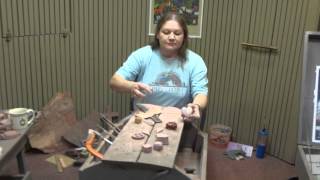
xmin=146 ymin=113 xmax=162 ymax=123
xmin=85 ymin=129 xmax=113 ymax=159
xmin=85 ymin=131 xmax=104 ymax=159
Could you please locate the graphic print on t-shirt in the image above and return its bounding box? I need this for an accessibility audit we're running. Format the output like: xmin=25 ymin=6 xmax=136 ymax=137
xmin=150 ymin=71 xmax=188 ymax=96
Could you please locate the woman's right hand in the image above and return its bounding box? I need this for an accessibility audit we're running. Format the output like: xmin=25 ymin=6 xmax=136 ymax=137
xmin=130 ymin=82 xmax=152 ymax=98
xmin=109 ymin=74 xmax=152 ymax=98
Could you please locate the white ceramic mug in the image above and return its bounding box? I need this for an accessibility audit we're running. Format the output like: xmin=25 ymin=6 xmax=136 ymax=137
xmin=8 ymin=108 xmax=35 ymax=130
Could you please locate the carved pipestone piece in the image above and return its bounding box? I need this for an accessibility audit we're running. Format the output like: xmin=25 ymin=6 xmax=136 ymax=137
xmin=131 ymin=132 xmax=145 ymax=140
xmin=166 ymin=122 xmax=177 ymax=130
xmin=153 ymin=141 xmax=163 ymax=151
xmin=156 ymin=133 xmax=169 ymax=145
xmin=142 ymin=144 xmax=152 ymax=153
xmin=134 ymin=115 xmax=143 ymax=124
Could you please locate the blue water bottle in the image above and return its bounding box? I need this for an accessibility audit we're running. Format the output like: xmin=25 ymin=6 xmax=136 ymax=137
xmin=256 ymin=128 xmax=269 ymax=159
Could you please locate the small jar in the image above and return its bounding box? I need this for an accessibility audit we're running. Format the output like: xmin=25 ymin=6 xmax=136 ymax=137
xmin=256 ymin=128 xmax=269 ymax=159
xmin=209 ymin=124 xmax=232 ymax=148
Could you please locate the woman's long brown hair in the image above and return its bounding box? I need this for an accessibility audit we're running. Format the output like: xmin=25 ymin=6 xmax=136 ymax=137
xmin=150 ymin=12 xmax=189 ymax=62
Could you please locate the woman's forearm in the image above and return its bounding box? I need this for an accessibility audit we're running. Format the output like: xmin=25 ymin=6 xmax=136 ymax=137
xmin=109 ymin=74 xmax=133 ymax=93
xmin=192 ymin=94 xmax=208 ymax=111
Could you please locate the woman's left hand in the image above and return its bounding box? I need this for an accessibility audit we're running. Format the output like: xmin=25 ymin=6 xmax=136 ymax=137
xmin=182 ymin=103 xmax=201 ymax=122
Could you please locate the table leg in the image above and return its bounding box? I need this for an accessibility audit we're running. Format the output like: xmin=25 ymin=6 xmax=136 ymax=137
xmin=16 ymin=151 xmax=26 ymax=174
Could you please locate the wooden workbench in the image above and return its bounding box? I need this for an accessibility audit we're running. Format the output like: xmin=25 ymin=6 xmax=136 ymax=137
xmin=79 ymin=104 xmax=207 ymax=180
xmin=104 ymin=105 xmax=184 ymax=168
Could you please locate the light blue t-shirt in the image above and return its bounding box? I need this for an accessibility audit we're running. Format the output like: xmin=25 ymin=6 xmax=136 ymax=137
xmin=116 ymin=45 xmax=208 ymax=108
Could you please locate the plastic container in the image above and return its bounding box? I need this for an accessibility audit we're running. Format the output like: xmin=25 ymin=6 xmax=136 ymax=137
xmin=209 ymin=124 xmax=232 ymax=148
xmin=256 ymin=128 xmax=269 ymax=159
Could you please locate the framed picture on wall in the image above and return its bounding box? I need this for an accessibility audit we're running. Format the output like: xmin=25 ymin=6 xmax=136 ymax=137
xmin=148 ymin=0 xmax=204 ymax=38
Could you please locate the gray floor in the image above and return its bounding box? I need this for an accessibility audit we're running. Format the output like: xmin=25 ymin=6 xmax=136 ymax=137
xmin=207 ymin=143 xmax=298 ymax=180
xmin=1 ymin=142 xmax=298 ymax=180
xmin=2 ymin=153 xmax=77 ymax=180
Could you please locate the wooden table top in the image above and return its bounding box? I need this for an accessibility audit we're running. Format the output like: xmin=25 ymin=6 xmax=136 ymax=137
xmin=0 ymin=128 xmax=29 ymax=172
xmin=103 ymin=105 xmax=184 ymax=168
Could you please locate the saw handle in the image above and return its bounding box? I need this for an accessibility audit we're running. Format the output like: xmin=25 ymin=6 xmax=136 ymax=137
xmin=85 ymin=132 xmax=104 ymax=159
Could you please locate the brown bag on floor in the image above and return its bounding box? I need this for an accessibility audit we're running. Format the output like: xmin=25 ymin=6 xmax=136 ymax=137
xmin=28 ymin=92 xmax=77 ymax=153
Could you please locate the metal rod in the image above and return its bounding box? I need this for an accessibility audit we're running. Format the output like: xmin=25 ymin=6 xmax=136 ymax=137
xmin=89 ymin=129 xmax=113 ymax=145
xmin=241 ymin=42 xmax=278 ymax=51
xmin=97 ymin=125 xmax=117 ymax=139
xmin=100 ymin=113 xmax=121 ymax=133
